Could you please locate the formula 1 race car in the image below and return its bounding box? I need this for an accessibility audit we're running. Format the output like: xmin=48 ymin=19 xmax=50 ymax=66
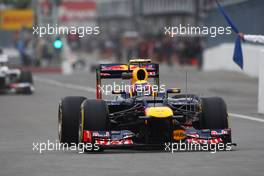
xmin=58 ymin=59 xmax=232 ymax=152
xmin=0 ymin=55 xmax=34 ymax=94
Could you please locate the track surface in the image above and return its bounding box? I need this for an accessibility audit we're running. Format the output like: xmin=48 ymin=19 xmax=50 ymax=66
xmin=1 ymin=66 xmax=264 ymax=176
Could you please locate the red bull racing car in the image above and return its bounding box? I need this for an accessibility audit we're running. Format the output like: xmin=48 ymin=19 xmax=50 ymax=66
xmin=58 ymin=59 xmax=233 ymax=152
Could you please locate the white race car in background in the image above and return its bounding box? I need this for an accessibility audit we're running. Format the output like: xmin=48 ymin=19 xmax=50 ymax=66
xmin=0 ymin=54 xmax=34 ymax=94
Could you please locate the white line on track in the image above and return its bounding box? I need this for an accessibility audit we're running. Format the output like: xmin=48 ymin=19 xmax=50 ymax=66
xmin=229 ymin=113 xmax=264 ymax=123
xmin=34 ymin=76 xmax=96 ymax=93
xmin=35 ymin=76 xmax=264 ymax=123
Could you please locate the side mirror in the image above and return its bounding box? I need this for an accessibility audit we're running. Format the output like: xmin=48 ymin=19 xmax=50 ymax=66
xmin=166 ymin=88 xmax=181 ymax=94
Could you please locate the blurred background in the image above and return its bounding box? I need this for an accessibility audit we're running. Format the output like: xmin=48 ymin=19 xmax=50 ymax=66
xmin=0 ymin=0 xmax=263 ymax=75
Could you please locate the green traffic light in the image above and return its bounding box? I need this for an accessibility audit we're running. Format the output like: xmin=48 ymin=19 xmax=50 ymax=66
xmin=53 ymin=39 xmax=63 ymax=49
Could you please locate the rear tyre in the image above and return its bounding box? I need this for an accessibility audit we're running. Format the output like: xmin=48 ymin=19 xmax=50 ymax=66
xmin=79 ymin=99 xmax=109 ymax=151
xmin=18 ymin=71 xmax=34 ymax=94
xmin=200 ymin=97 xmax=231 ymax=143
xmin=19 ymin=71 xmax=33 ymax=84
xmin=58 ymin=96 xmax=86 ymax=144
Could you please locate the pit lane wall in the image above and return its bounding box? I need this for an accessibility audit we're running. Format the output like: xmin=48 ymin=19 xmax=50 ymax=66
xmin=203 ymin=43 xmax=263 ymax=77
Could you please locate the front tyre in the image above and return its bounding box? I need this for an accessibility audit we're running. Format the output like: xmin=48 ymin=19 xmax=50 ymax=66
xmin=79 ymin=99 xmax=109 ymax=152
xmin=200 ymin=97 xmax=231 ymax=143
xmin=58 ymin=96 xmax=86 ymax=144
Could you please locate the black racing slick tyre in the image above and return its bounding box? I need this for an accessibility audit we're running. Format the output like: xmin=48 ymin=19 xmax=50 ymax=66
xmin=18 ymin=71 xmax=34 ymax=94
xmin=200 ymin=97 xmax=231 ymax=143
xmin=19 ymin=71 xmax=33 ymax=84
xmin=58 ymin=96 xmax=86 ymax=144
xmin=200 ymin=97 xmax=228 ymax=129
xmin=80 ymin=99 xmax=109 ymax=132
xmin=79 ymin=99 xmax=109 ymax=151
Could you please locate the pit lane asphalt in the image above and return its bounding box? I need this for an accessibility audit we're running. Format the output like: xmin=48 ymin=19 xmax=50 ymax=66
xmin=0 ymin=66 xmax=264 ymax=176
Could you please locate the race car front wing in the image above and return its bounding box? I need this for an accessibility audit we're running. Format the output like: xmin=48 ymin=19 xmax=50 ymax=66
xmin=82 ymin=128 xmax=234 ymax=149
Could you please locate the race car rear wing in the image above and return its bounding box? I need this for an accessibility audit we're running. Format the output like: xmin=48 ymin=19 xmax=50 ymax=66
xmin=96 ymin=63 xmax=159 ymax=99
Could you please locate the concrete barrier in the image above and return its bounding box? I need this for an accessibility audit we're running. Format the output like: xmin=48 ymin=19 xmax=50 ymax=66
xmin=258 ymin=50 xmax=264 ymax=114
xmin=203 ymin=43 xmax=263 ymax=77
